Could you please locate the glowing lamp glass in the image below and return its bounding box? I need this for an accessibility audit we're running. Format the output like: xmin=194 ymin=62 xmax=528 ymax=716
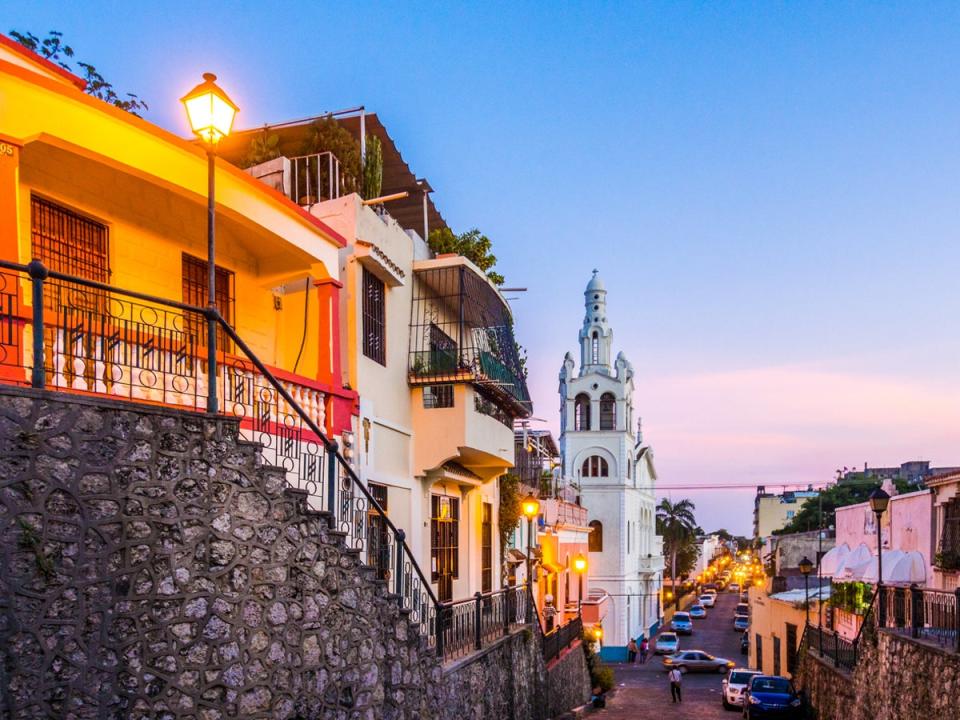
xmin=521 ymin=494 xmax=540 ymax=519
xmin=573 ymin=554 xmax=587 ymax=573
xmin=181 ymin=73 xmax=238 ymax=145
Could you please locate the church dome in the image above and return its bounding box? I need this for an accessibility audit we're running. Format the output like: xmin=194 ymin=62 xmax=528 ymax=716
xmin=585 ymin=270 xmax=605 ymax=293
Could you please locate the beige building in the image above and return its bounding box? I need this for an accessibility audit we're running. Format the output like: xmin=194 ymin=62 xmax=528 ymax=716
xmin=754 ymin=487 xmax=819 ymax=537
xmin=748 ymin=584 xmax=826 ymax=679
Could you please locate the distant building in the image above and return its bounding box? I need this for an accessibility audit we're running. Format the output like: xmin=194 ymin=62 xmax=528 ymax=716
xmin=840 ymin=461 xmax=960 ymax=488
xmin=754 ymin=487 xmax=819 ymax=537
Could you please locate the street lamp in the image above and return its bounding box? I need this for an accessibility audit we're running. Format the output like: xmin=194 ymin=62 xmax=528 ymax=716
xmin=181 ymin=73 xmax=238 ymax=414
xmin=799 ymin=556 xmax=814 ymax=627
xmin=521 ymin=493 xmax=540 ymax=623
xmin=869 ymin=487 xmax=890 ymax=627
xmin=573 ymin=553 xmax=588 ymax=616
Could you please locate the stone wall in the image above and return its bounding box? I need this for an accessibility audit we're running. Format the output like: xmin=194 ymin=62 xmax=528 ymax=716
xmin=0 ymin=389 xmax=440 ymax=720
xmin=796 ymin=629 xmax=960 ymax=720
xmin=0 ymin=388 xmax=591 ymax=720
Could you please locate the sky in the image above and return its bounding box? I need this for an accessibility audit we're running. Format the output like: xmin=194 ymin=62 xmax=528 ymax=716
xmin=6 ymin=1 xmax=960 ymax=535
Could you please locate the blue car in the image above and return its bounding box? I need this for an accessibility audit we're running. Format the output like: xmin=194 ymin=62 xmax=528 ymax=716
xmin=734 ymin=614 xmax=749 ymax=631
xmin=743 ymin=675 xmax=803 ymax=719
xmin=670 ymin=611 xmax=693 ymax=635
xmin=689 ymin=604 xmax=707 ymax=619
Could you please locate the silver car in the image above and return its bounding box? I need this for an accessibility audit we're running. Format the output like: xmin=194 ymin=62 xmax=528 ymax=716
xmin=722 ymin=668 xmax=762 ymax=709
xmin=662 ymin=650 xmax=736 ymax=674
xmin=654 ymin=632 xmax=679 ymax=655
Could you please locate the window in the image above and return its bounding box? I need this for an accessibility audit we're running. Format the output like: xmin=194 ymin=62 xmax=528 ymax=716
xmin=786 ymin=510 xmax=795 ymax=519
xmin=481 ymin=502 xmax=493 ymax=594
xmin=431 ymin=495 xmax=460 ymax=602
xmin=627 ymin=521 xmax=631 ymax=554
xmin=362 ymin=268 xmax=385 ymax=365
xmin=941 ymin=499 xmax=960 ymax=556
xmin=423 ymin=384 xmax=454 ymax=408
xmin=31 ymin=195 xmax=111 ymax=287
xmin=581 ymin=456 xmax=609 ymax=478
xmin=772 ymin=636 xmax=781 ymax=676
xmin=785 ymin=623 xmax=798 ymax=676
xmin=574 ymin=393 xmax=591 ymax=431
xmin=599 ymin=393 xmax=616 ymax=430
xmin=367 ymin=483 xmax=389 ymax=580
xmin=756 ymin=634 xmax=763 ymax=671
xmin=588 ymin=520 xmax=603 ymax=552
xmin=591 ymin=330 xmax=599 ymax=364
xmin=182 ymin=254 xmax=235 ymax=352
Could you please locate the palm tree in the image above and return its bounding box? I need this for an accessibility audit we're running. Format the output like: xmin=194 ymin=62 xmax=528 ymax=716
xmin=656 ymin=498 xmax=697 ymax=609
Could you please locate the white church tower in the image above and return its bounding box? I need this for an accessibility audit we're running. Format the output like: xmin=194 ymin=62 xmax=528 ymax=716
xmin=559 ymin=271 xmax=664 ymax=659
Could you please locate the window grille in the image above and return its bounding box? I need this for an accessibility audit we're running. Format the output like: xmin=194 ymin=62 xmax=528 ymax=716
xmin=431 ymin=494 xmax=460 ymax=602
xmin=785 ymin=623 xmax=798 ymax=675
xmin=756 ymin=634 xmax=763 ymax=670
xmin=362 ymin=268 xmax=385 ymax=365
xmin=423 ymin=384 xmax=454 ymax=408
xmin=181 ymin=254 xmax=234 ymax=352
xmin=591 ymin=331 xmax=599 ymax=364
xmin=367 ymin=482 xmax=390 ymax=581
xmin=31 ymin=196 xmax=110 ymax=287
xmin=772 ymin=635 xmax=781 ymax=676
xmin=574 ymin=393 xmax=591 ymax=431
xmin=581 ymin=456 xmax=609 ymax=477
xmin=599 ymin=393 xmax=616 ymax=430
xmin=481 ymin=502 xmax=493 ymax=593
xmin=942 ymin=499 xmax=960 ymax=555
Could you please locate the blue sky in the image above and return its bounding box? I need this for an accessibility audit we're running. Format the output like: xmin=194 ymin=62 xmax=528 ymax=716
xmin=7 ymin=2 xmax=960 ymax=534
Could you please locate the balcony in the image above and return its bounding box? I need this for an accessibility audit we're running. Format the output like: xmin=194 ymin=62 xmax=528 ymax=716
xmin=581 ymin=591 xmax=610 ymax=626
xmin=408 ymin=256 xmax=531 ymax=418
xmin=542 ymin=498 xmax=588 ymax=528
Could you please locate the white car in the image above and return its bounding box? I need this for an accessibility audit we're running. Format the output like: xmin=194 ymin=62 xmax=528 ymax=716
xmin=722 ymin=668 xmax=762 ymax=709
xmin=655 ymin=632 xmax=680 ymax=655
xmin=699 ymin=594 xmax=716 ymax=608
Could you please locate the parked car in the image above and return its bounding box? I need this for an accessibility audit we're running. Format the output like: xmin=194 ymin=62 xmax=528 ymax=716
xmin=734 ymin=614 xmax=750 ymax=631
xmin=740 ymin=631 xmax=749 ymax=655
xmin=736 ymin=602 xmax=750 ymax=616
xmin=699 ymin=594 xmax=717 ymax=608
xmin=703 ymin=583 xmax=718 ymax=593
xmin=689 ymin=604 xmax=707 ymax=619
xmin=743 ymin=675 xmax=803 ymax=718
xmin=662 ymin=650 xmax=736 ymax=674
xmin=671 ymin=612 xmax=693 ymax=635
xmin=729 ymin=582 xmax=741 ymax=593
xmin=655 ymin=632 xmax=680 ymax=655
xmin=722 ymin=667 xmax=762 ymax=710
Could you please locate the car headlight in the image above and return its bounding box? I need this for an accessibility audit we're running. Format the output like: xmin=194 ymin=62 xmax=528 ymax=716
xmin=791 ymin=699 xmax=802 ymax=707
xmin=748 ymin=696 xmax=761 ymax=705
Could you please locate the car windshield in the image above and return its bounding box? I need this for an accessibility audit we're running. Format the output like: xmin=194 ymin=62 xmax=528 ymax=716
xmin=691 ymin=605 xmax=704 ymax=611
xmin=730 ymin=672 xmax=757 ymax=684
xmin=674 ymin=613 xmax=690 ymax=620
xmin=751 ymin=677 xmax=792 ymax=693
xmin=660 ymin=633 xmax=677 ymax=641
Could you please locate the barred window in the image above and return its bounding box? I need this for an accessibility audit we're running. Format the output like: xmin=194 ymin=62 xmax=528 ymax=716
xmin=182 ymin=254 xmax=234 ymax=352
xmin=362 ymin=268 xmax=386 ymax=365
xmin=481 ymin=502 xmax=493 ymax=593
xmin=423 ymin=384 xmax=454 ymax=409
xmin=431 ymin=494 xmax=460 ymax=602
xmin=367 ymin=482 xmax=390 ymax=581
xmin=581 ymin=456 xmax=609 ymax=478
xmin=574 ymin=393 xmax=591 ymax=431
xmin=599 ymin=393 xmax=616 ymax=430
xmin=31 ymin=196 xmax=110 ymax=284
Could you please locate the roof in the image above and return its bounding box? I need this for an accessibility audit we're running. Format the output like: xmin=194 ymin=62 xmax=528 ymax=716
xmin=514 ymin=429 xmax=559 ymax=457
xmin=218 ymin=111 xmax=448 ymax=237
xmin=585 ymin=269 xmax=604 ymax=292
xmin=0 ymin=34 xmax=87 ymax=91
xmin=769 ymin=587 xmax=831 ymax=603
xmin=925 ymin=471 xmax=960 ymax=487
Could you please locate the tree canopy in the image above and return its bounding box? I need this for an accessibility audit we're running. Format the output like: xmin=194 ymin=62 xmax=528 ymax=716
xmin=656 ymin=498 xmax=699 ymax=580
xmin=10 ymin=30 xmax=148 ymax=116
xmin=772 ymin=475 xmax=913 ymax=535
xmin=428 ymin=227 xmax=504 ymax=286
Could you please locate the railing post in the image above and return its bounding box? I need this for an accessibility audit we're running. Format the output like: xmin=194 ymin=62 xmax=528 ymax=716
xmin=833 ymin=631 xmax=839 ymax=668
xmin=394 ymin=529 xmax=405 ymax=597
xmin=504 ymin=585 xmax=512 ymax=634
xmin=26 ymin=260 xmax=47 ymax=389
xmin=206 ymin=310 xmax=218 ymax=413
xmin=474 ymin=592 xmax=483 ymax=651
xmin=435 ymin=604 xmax=445 ymax=660
xmin=954 ymin=588 xmax=960 ymax=654
xmin=910 ymin=584 xmax=922 ymax=639
xmin=877 ymin=583 xmax=885 ymax=629
xmin=326 ymin=442 xmax=338 ymax=519
xmin=526 ymin=576 xmax=533 ymax=624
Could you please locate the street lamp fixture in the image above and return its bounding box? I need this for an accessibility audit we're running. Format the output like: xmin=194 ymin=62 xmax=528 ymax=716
xmin=869 ymin=487 xmax=890 ymax=627
xmin=180 ymin=72 xmax=238 ymax=415
xmin=573 ymin=553 xmax=587 ymax=616
xmin=521 ymin=493 xmax=540 ymax=623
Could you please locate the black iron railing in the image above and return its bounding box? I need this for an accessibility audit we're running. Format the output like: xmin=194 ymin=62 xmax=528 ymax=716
xmin=806 ymin=623 xmax=860 ymax=671
xmin=0 ymin=259 xmax=441 ymax=649
xmin=542 ymin=615 xmax=583 ymax=663
xmin=437 ymin=585 xmax=528 ymax=663
xmin=880 ymin=584 xmax=960 ymax=652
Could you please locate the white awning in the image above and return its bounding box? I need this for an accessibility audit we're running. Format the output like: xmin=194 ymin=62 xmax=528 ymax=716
xmin=861 ymin=550 xmax=926 ymax=585
xmin=819 ymin=543 xmax=851 ymax=576
xmin=834 ymin=543 xmax=874 ymax=580
xmin=860 ymin=550 xmax=906 ymax=583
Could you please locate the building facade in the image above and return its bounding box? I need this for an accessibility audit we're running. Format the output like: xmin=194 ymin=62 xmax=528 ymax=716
xmin=754 ymin=487 xmax=819 ymax=537
xmin=558 ymin=271 xmax=663 ymax=658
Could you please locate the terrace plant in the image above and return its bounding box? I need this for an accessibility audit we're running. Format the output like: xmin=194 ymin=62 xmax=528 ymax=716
xmin=934 ymin=549 xmax=960 ymax=571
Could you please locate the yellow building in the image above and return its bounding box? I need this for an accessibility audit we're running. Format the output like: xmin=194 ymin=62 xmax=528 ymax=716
xmin=0 ymin=35 xmax=357 ymax=476
xmin=754 ymin=488 xmax=818 ymax=538
xmin=748 ymin=584 xmax=825 ymax=679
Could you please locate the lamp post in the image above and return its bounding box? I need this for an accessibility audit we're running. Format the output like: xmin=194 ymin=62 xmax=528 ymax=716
xmin=574 ymin=552 xmax=587 ymax=617
xmin=799 ymin=555 xmax=814 ymax=628
xmin=181 ymin=73 xmax=238 ymax=414
xmin=869 ymin=487 xmax=890 ymax=627
xmin=521 ymin=493 xmax=540 ymax=623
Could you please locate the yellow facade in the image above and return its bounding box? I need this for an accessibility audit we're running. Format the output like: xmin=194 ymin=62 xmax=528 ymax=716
xmin=748 ymin=585 xmax=820 ymax=678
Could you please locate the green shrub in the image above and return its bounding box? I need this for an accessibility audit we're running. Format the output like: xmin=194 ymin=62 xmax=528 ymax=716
xmin=581 ymin=631 xmax=615 ymax=692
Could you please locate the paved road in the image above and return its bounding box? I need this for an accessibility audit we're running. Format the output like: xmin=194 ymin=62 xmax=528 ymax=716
xmin=591 ymin=591 xmax=748 ymax=718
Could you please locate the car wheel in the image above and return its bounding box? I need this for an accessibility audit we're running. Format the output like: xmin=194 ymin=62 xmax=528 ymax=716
xmin=722 ymin=699 xmax=732 ymax=711
xmin=717 ymin=665 xmax=728 ymax=674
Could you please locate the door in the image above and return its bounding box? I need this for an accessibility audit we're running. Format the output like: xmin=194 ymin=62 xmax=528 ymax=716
xmin=773 ymin=635 xmax=781 ymax=676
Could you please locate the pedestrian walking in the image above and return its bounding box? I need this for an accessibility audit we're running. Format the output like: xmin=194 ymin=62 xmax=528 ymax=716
xmin=668 ymin=667 xmax=682 ymax=703
xmin=639 ymin=637 xmax=649 ymax=664
xmin=626 ymin=638 xmax=638 ymax=663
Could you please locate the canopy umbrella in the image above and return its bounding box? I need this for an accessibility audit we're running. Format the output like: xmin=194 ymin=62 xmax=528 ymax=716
xmin=860 ymin=550 xmax=906 ymax=584
xmin=819 ymin=543 xmax=851 ymax=576
xmin=835 ymin=543 xmax=874 ymax=580
xmin=884 ymin=551 xmax=927 ymax=585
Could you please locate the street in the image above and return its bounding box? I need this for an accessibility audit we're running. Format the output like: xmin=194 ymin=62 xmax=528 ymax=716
xmin=592 ymin=591 xmax=747 ymax=718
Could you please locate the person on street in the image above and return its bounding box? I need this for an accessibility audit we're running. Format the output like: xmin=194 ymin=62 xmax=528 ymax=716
xmin=627 ymin=638 xmax=638 ymax=663
xmin=668 ymin=667 xmax=682 ymax=703
xmin=639 ymin=637 xmax=649 ymax=664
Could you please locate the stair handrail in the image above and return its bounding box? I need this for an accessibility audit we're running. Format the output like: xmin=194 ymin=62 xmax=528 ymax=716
xmin=0 ymin=258 xmax=440 ymax=616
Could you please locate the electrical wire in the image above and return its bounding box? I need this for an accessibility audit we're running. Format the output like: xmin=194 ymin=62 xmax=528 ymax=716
xmin=292 ymin=276 xmax=310 ymax=374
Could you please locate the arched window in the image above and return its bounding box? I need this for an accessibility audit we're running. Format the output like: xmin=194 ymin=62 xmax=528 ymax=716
xmin=599 ymin=392 xmax=616 ymax=430
xmin=588 ymin=520 xmax=603 ymax=552
xmin=574 ymin=393 xmax=591 ymax=431
xmin=581 ymin=456 xmax=609 ymax=477
xmin=591 ymin=330 xmax=599 ymax=364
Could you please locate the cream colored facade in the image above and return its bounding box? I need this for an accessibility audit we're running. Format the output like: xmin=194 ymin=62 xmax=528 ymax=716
xmin=754 ymin=490 xmax=817 ymax=538
xmin=748 ymin=584 xmax=823 ymax=679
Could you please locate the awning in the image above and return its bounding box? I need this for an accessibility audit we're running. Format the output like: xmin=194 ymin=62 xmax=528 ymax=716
xmin=505 ymin=548 xmax=527 ymax=565
xmin=834 ymin=543 xmax=874 ymax=580
xmin=819 ymin=543 xmax=850 ymax=576
xmin=540 ymin=560 xmax=564 ymax=575
xmin=861 ymin=550 xmax=926 ymax=584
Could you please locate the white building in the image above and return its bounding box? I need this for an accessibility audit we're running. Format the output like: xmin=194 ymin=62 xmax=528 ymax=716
xmin=558 ymin=271 xmax=664 ymax=659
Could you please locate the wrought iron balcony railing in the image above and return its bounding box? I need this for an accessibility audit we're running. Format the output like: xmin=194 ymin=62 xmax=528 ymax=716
xmin=436 ymin=585 xmax=528 ymax=663
xmin=879 ymin=584 xmax=960 ymax=652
